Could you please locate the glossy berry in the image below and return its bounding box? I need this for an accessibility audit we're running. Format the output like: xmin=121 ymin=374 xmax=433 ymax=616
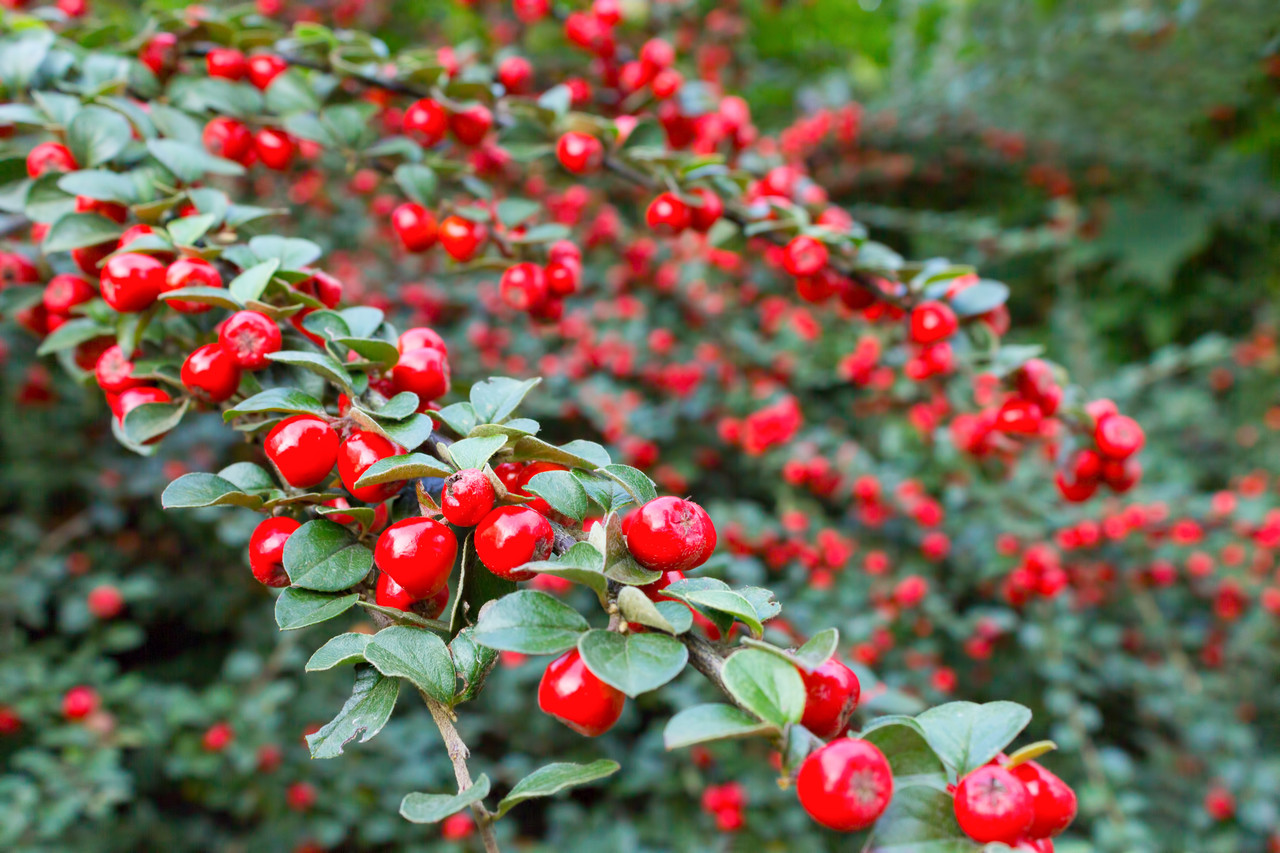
xmin=403 ymin=98 xmax=448 ymax=146
xmin=337 ymin=430 xmax=405 ymax=503
xmin=254 ymin=128 xmax=295 ymax=170
xmin=438 ymin=215 xmax=487 ymax=261
xmin=163 ymin=257 xmax=222 ymax=313
xmin=265 ymin=415 xmax=339 ymax=488
xmin=1094 ymin=413 xmax=1144 ymax=459
xmin=181 ymin=343 xmax=242 ymax=404
xmin=954 ymin=765 xmax=1034 ymax=844
xmin=62 ymin=686 xmax=99 ymax=720
xmin=624 ymin=496 xmax=716 ymax=573
xmin=390 ymin=345 xmax=451 ymax=401
xmin=206 ymin=47 xmax=248 ymax=80
xmin=910 ymin=301 xmax=959 ymax=345
xmin=247 ymin=54 xmax=288 ymax=89
xmin=796 ymin=738 xmax=893 ymax=831
xmin=441 ymin=468 xmax=497 ymax=527
xmin=687 ymin=187 xmax=723 ymax=232
xmin=500 ymin=262 xmax=548 ymax=312
xmin=449 ymin=104 xmax=493 ymax=146
xmin=248 ymin=516 xmax=300 ymax=587
xmin=74 ymin=195 xmax=127 ymax=223
xmin=375 ymin=570 xmax=419 ymax=611
xmin=42 ymin=274 xmax=94 ymax=314
xmin=399 ymin=326 xmax=448 ymax=355
xmin=537 ymin=648 xmax=625 ymax=737
xmin=799 ymin=657 xmax=861 ymax=739
xmin=497 ymin=55 xmax=534 ymax=93
xmin=95 ymin=345 xmax=142 ymax=393
xmin=782 ymin=235 xmax=829 ymax=277
xmin=100 ymin=252 xmax=165 ymax=312
xmin=374 ymin=517 xmax=458 ymax=599
xmin=646 ymin=192 xmax=691 ymax=235
xmin=87 ymin=584 xmax=125 ymax=619
xmin=218 ymin=311 xmax=281 ymax=370
xmin=26 ymin=141 xmax=77 ymax=178
xmin=475 ymin=505 xmax=554 ymax=581
xmin=203 ymin=117 xmax=253 ymax=163
xmin=391 ymin=203 xmax=438 ymax=252
xmin=138 ymin=33 xmax=178 ymax=77
xmin=202 ymin=721 xmax=234 ymax=752
xmin=556 ymin=131 xmax=604 ymax=174
xmin=1009 ymin=761 xmax=1077 ymax=838
xmin=115 ymin=386 xmax=171 ymax=430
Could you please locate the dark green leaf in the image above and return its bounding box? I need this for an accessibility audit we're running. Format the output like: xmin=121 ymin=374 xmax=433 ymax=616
xmin=577 ymin=630 xmax=688 ymax=697
xmin=495 ymin=760 xmax=619 ymax=818
xmin=36 ymin=317 xmax=111 ymax=356
xmin=393 ymin=163 xmax=437 ymax=205
xmin=472 ymin=590 xmax=588 ymax=655
xmin=161 ymin=472 xmax=264 ymax=510
xmin=306 ymin=666 xmax=399 ymax=758
xmin=267 ymin=350 xmax=353 ymax=393
xmin=445 ymin=435 xmax=508 ymax=471
xmin=915 ymin=701 xmax=1032 ymax=779
xmin=524 ymin=470 xmax=591 ymax=522
xmin=67 ymin=105 xmax=132 ymax=167
xmin=122 ymin=400 xmax=186 ymax=446
xmin=600 ymin=464 xmax=658 ymax=505
xmin=450 ymin=627 xmax=498 ymax=703
xmin=468 ymin=376 xmax=540 ymax=423
xmin=159 ymin=285 xmax=243 ymax=311
xmin=721 ymin=649 xmax=806 ymax=728
xmin=436 ymin=402 xmax=480 ymax=436
xmin=248 ymin=235 xmax=323 ymax=270
xmin=275 ymin=588 xmax=360 ymax=631
xmin=363 ymin=625 xmax=455 ymax=704
xmin=663 ymin=703 xmax=774 ymax=750
xmin=147 ymin=139 xmax=245 ymax=183
xmin=224 ymin=387 xmax=325 ymax=419
xmin=306 ymin=633 xmax=372 ymax=671
xmin=354 ymin=452 xmax=452 ymax=489
xmin=860 ymin=716 xmax=948 ymax=787
xmin=42 ymin=212 xmax=121 ymax=252
xmin=228 ymin=259 xmax=280 ymax=303
xmin=866 ymin=784 xmax=973 ymax=852
xmin=400 ymin=776 xmax=490 ymax=824
xmin=282 ymin=520 xmax=374 ymax=592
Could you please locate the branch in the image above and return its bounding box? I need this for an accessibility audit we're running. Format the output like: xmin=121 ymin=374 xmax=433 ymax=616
xmin=422 ymin=692 xmax=501 ymax=853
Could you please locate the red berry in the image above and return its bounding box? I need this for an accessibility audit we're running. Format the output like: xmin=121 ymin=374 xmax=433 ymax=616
xmin=497 ymin=55 xmax=534 ymax=94
xmin=247 ymin=54 xmax=288 ymax=89
xmin=449 ymin=104 xmax=493 ymax=146
xmin=475 ymin=505 xmax=554 ymax=581
xmin=440 ymin=811 xmax=475 ymax=841
xmin=438 ymin=215 xmax=488 ymax=261
xmin=337 ymin=430 xmax=405 ymax=503
xmin=782 ymin=235 xmax=829 ymax=277
xmin=624 ymin=496 xmax=716 ymax=572
xmin=87 ymin=584 xmax=125 ymax=619
xmin=1094 ymin=413 xmax=1144 ymax=459
xmin=910 ymin=301 xmax=959 ymax=344
xmin=639 ymin=37 xmax=675 ymax=72
xmin=545 ymin=260 xmax=580 ymax=297
xmin=556 ymin=131 xmax=604 ymax=174
xmin=163 ymin=257 xmax=222 ymax=313
xmin=26 ymin=142 xmax=77 ymax=178
xmin=537 ymin=648 xmax=625 ymax=736
xmin=391 ymin=203 xmax=438 ymax=253
xmin=954 ymin=765 xmax=1034 ymax=844
xmin=441 ymin=468 xmax=497 ymax=527
xmin=796 ymin=738 xmax=893 ymax=831
xmin=218 ymin=310 xmax=281 ymax=370
xmin=646 ymin=192 xmax=690 ymax=235
xmin=203 ymin=117 xmax=254 ymax=163
xmin=687 ymin=187 xmax=723 ymax=232
xmin=74 ymin=195 xmax=128 ymax=223
xmin=181 ymin=343 xmax=242 ymax=403
xmin=374 ymin=517 xmax=458 ymax=599
xmin=62 ymin=686 xmax=99 ymax=720
xmin=265 ymin=415 xmax=339 ymax=488
xmin=138 ymin=32 xmax=178 ymax=77
xmin=115 ymin=385 xmax=171 ymax=430
xmin=398 ymin=327 xmax=448 ymax=355
xmin=206 ymin=47 xmax=247 ymax=80
xmin=95 ymin=345 xmax=142 ymax=393
xmin=42 ymin=274 xmax=94 ymax=314
xmin=499 ymin=262 xmax=548 ymax=312
xmin=798 ymin=657 xmax=861 ymax=739
xmin=390 ymin=345 xmax=451 ymax=402
xmin=375 ymin=570 xmax=419 ymax=611
xmin=100 ymin=252 xmax=165 ymax=312
xmin=254 ymin=127 xmax=295 ymax=170
xmin=1009 ymin=761 xmax=1076 ymax=838
xmin=403 ymin=98 xmax=449 ymax=146
xmin=249 ymin=516 xmax=300 ymax=587
xmin=295 ymin=269 xmax=342 ymax=308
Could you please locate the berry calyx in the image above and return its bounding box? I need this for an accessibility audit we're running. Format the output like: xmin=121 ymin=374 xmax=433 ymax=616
xmin=248 ymin=516 xmax=300 ymax=587
xmin=265 ymin=415 xmax=339 ymax=488
xmin=441 ymin=468 xmax=498 ymax=527
xmin=796 ymin=738 xmax=894 ymax=831
xmin=374 ymin=517 xmax=458 ymax=599
xmin=474 ymin=505 xmax=554 ymax=581
xmin=218 ymin=310 xmax=282 ymax=370
xmin=624 ymin=496 xmax=716 ymax=572
xmin=798 ymin=656 xmax=861 ymax=739
xmin=537 ymin=648 xmax=625 ymax=736
xmin=954 ymin=765 xmax=1035 ymax=844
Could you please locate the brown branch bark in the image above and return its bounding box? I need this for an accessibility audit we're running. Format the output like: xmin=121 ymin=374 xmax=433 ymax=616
xmin=422 ymin=692 xmax=501 ymax=853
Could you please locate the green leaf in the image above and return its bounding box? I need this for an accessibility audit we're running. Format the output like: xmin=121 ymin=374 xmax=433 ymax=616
xmin=67 ymin=105 xmax=132 ymax=167
xmin=147 ymin=139 xmax=245 ymax=183
xmin=860 ymin=716 xmax=948 ymax=787
xmin=512 ymin=436 xmax=609 ymax=469
xmin=267 ymin=350 xmax=353 ymax=393
xmin=228 ymin=259 xmax=280 ymax=303
xmin=495 ymin=760 xmax=619 ymax=818
xmin=275 ymin=588 xmax=360 ymax=630
xmin=393 ymin=163 xmax=437 ymax=205
xmin=338 ymin=336 xmax=399 ymax=368
xmin=621 ymin=119 xmax=666 ymax=151
xmin=166 ymin=213 xmax=218 ymax=246
xmin=306 ymin=632 xmax=372 ymax=671
xmin=495 ymin=197 xmax=540 ymax=228
xmin=793 ymin=628 xmax=839 ymax=671
xmin=216 ymin=461 xmax=276 ymax=492
xmin=599 ymin=464 xmax=658 ymax=505
xmin=367 ymin=392 xmax=419 ymax=420
xmin=283 ymin=520 xmax=374 ymax=592
xmin=122 ymin=400 xmax=186 ymax=446
xmin=525 ymin=470 xmax=591 ymax=522
xmin=247 ymin=235 xmax=323 ymax=270
xmin=615 ymin=585 xmax=686 ymax=634
xmin=450 ymin=627 xmax=499 ymax=703
xmin=340 ymin=306 xmax=384 ymax=337
xmin=363 ymin=625 xmax=456 ymax=704
xmin=468 ymin=376 xmax=540 ymax=423
xmin=663 ymin=703 xmax=774 ymax=750
xmin=867 ymin=784 xmax=973 ymax=852
xmin=306 ymin=666 xmax=399 ymax=759
xmin=161 ymin=473 xmax=263 ymax=510
xmin=471 ymin=590 xmax=589 ymax=655
xmin=914 ymin=701 xmax=1032 ymax=779
xmin=224 ymin=387 xmax=325 ymax=419
xmin=159 ymin=285 xmax=243 ymax=311
xmin=738 ymin=586 xmax=781 ymax=624
xmin=577 ymin=630 xmax=688 ymax=697
xmin=663 ymin=581 xmax=763 ymax=637
xmin=597 ymin=511 xmax=662 ymax=586
xmin=57 ymin=169 xmax=138 ymax=203
xmin=263 ymin=69 xmax=322 ymax=114
xmin=950 ymin=280 xmax=1008 ymax=317
xmin=359 ymin=411 xmax=436 ymax=453
xmin=520 ymin=541 xmax=609 ymax=603
xmin=42 ymin=212 xmax=121 ymax=252
xmin=354 ymin=452 xmax=453 ymax=489
xmin=400 ymin=776 xmax=490 ymax=824
xmin=445 ymin=435 xmax=508 ymax=471
xmin=449 ymin=534 xmax=517 ymax=635
xmin=721 ymin=649 xmax=806 ymax=728
xmin=36 ymin=317 xmax=111 ymax=356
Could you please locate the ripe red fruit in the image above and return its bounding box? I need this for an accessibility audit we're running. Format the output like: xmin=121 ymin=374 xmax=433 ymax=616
xmin=115 ymin=386 xmax=171 ymax=430
xmin=1094 ymin=413 xmax=1144 ymax=459
xmin=796 ymin=738 xmax=893 ymax=831
xmin=100 ymin=252 xmax=165 ymax=312
xmin=497 ymin=55 xmax=534 ymax=93
xmin=254 ymin=127 xmax=295 ymax=170
xmin=537 ymin=648 xmax=625 ymax=736
xmin=391 ymin=203 xmax=438 ymax=253
xmin=62 ymin=686 xmax=99 ymax=720
xmin=42 ymin=274 xmax=94 ymax=314
xmin=910 ymin=300 xmax=960 ymax=344
xmin=94 ymin=344 xmax=142 ymax=393
xmin=954 ymin=765 xmax=1035 ymax=844
xmin=206 ymin=47 xmax=248 ymax=80
xmin=390 ymin=345 xmax=451 ymax=401
xmin=640 ymin=37 xmax=675 ymax=72
xmin=202 ymin=721 xmax=234 ymax=752
xmin=545 ymin=260 xmax=580 ymax=296
xmin=138 ymin=32 xmax=178 ymax=77
xmin=337 ymin=430 xmax=405 ymax=503
xmin=398 ymin=327 xmax=448 ymax=355
xmin=74 ymin=195 xmax=128 ymax=223
xmin=248 ymin=516 xmax=300 ymax=587
xmin=374 ymin=517 xmax=458 ymax=599
xmin=265 ymin=415 xmax=339 ymax=488
xmin=441 ymin=468 xmax=497 ymax=527
xmin=798 ymin=657 xmax=861 ymax=739
xmin=87 ymin=584 xmax=125 ymax=619
xmin=687 ymin=187 xmax=723 ymax=232
xmin=475 ymin=505 xmax=554 ymax=581
xmin=403 ymin=98 xmax=449 ymax=146
xmin=438 ymin=215 xmax=488 ymax=261
xmin=556 ymin=131 xmax=604 ymax=174
xmin=26 ymin=141 xmax=77 ymax=178
xmin=181 ymin=343 xmax=242 ymax=404
xmin=449 ymin=104 xmax=493 ymax=146
xmin=247 ymin=53 xmax=288 ymax=89
xmin=1009 ymin=761 xmax=1077 ymax=838
xmin=163 ymin=257 xmax=222 ymax=313
xmin=624 ymin=496 xmax=716 ymax=572
xmin=218 ymin=310 xmax=281 ymax=370
xmin=646 ymin=192 xmax=691 ymax=235
xmin=782 ymin=235 xmax=829 ymax=277
xmin=500 ymin=262 xmax=549 ymax=312
xmin=203 ymin=117 xmax=254 ymax=163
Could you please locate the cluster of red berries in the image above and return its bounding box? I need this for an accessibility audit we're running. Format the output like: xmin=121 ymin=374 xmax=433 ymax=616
xmin=952 ymin=757 xmax=1077 ymax=850
xmin=496 ymin=240 xmax=583 ymax=320
xmin=700 ymin=782 xmax=746 ymax=832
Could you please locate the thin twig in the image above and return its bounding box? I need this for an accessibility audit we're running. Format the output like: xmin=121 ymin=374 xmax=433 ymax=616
xmin=422 ymin=692 xmax=501 ymax=853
